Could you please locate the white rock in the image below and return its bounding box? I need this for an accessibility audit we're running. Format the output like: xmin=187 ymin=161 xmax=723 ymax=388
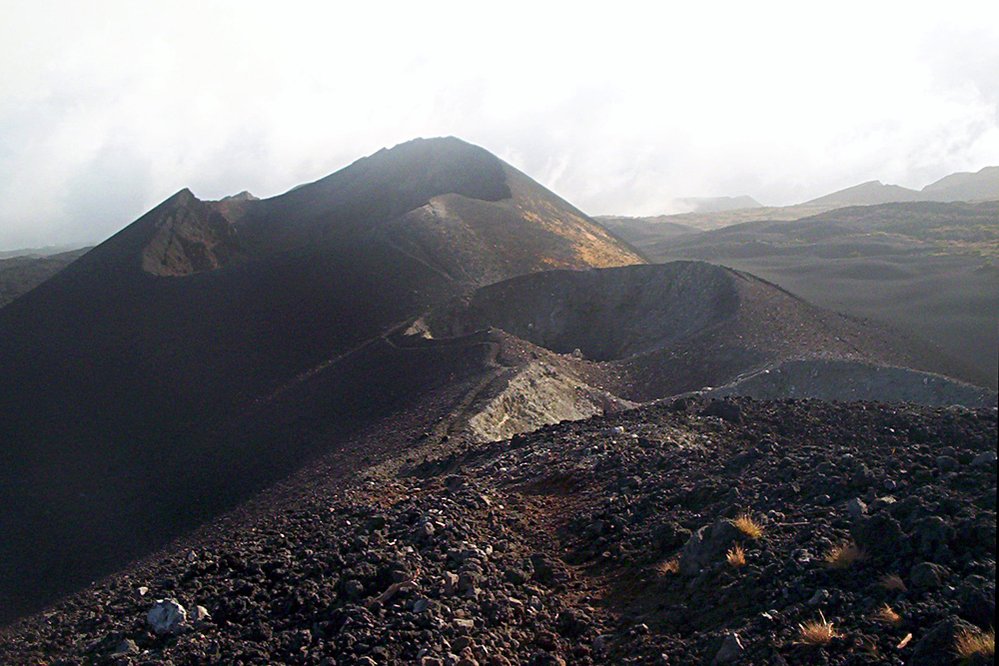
xmin=146 ymin=598 xmax=188 ymax=635
xmin=189 ymin=604 xmax=211 ymax=623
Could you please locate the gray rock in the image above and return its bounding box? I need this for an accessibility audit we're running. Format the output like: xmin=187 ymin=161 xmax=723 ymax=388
xmin=910 ymin=562 xmax=949 ymax=590
xmin=910 ymin=617 xmax=978 ymax=665
xmin=971 ymin=450 xmax=997 ymax=467
xmin=846 ymin=497 xmax=867 ymax=520
xmin=680 ymin=518 xmax=742 ymax=576
xmin=807 ymin=589 xmax=829 ymax=606
xmin=713 ymin=632 xmax=744 ymax=664
xmin=936 ymin=455 xmax=959 ymax=472
xmin=915 ymin=516 xmax=954 ymax=558
xmin=851 ymin=512 xmax=906 ymax=560
xmin=343 ymin=579 xmax=365 ymax=599
xmin=111 ymin=639 xmax=139 ymax=656
xmin=957 ymin=575 xmax=996 ymax=629
xmin=701 ymin=400 xmax=742 ymax=424
xmin=146 ymin=598 xmax=188 ymax=635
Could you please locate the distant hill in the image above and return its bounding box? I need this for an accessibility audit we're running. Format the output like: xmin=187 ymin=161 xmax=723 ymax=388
xmin=803 ymin=180 xmax=923 ymax=207
xmin=805 ymin=166 xmax=999 ymax=207
xmin=922 ymin=165 xmax=999 ymax=201
xmin=0 ymin=247 xmax=89 ymax=307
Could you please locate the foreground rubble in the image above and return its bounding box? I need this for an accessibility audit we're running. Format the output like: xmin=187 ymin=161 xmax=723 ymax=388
xmin=1 ymin=398 xmax=995 ymax=665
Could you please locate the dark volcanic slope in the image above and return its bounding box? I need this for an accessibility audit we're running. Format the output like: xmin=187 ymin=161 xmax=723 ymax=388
xmin=610 ymin=201 xmax=999 ymax=388
xmin=1 ymin=398 xmax=994 ymax=665
xmin=0 ymin=137 xmax=643 ymax=623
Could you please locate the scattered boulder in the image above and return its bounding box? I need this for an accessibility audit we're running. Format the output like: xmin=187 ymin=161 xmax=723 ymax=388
xmin=713 ymin=632 xmax=744 ymax=664
xmin=850 ymin=512 xmax=906 ymax=561
xmin=910 ymin=562 xmax=949 ymax=591
xmin=971 ymin=449 xmax=996 ymax=467
xmin=700 ymin=400 xmax=742 ymax=424
xmin=680 ymin=518 xmax=742 ymax=576
xmin=845 ymin=497 xmax=866 ymax=520
xmin=909 ymin=617 xmax=979 ymax=666
xmin=146 ymin=598 xmax=188 ymax=635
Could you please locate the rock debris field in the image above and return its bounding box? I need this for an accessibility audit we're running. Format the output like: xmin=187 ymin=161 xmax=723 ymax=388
xmin=0 ymin=397 xmax=995 ymax=665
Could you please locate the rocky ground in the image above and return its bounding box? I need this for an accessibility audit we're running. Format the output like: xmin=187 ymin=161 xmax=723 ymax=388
xmin=0 ymin=397 xmax=995 ymax=665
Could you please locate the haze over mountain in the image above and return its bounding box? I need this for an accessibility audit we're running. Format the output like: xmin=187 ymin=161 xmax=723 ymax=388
xmin=675 ymin=196 xmax=763 ymax=213
xmin=617 ymin=165 xmax=999 ymax=232
xmin=607 ymin=200 xmax=999 ymax=388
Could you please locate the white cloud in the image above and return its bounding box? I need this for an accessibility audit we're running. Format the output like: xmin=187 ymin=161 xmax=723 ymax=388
xmin=1 ymin=0 xmax=997 ymax=248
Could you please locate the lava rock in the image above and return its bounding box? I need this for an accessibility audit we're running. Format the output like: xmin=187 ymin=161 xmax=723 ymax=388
xmin=910 ymin=562 xmax=949 ymax=591
xmin=680 ymin=518 xmax=742 ymax=576
xmin=146 ymin=598 xmax=188 ymax=635
xmin=700 ymin=400 xmax=742 ymax=424
xmin=713 ymin=632 xmax=744 ymax=664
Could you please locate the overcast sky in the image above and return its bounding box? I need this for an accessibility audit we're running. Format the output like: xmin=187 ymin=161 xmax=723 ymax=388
xmin=1 ymin=1 xmax=997 ymax=250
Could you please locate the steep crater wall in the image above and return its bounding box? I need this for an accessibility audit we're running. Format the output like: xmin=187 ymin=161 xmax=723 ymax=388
xmin=420 ymin=262 xmax=740 ymax=361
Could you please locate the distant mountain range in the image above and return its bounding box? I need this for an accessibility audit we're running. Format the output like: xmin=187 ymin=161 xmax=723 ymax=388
xmin=605 ymin=165 xmax=999 ymax=232
xmin=805 ymin=166 xmax=999 ymax=207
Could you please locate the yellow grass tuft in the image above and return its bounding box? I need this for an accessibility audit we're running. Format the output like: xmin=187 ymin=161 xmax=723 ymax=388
xmin=878 ymin=573 xmax=907 ymax=592
xmin=726 ymin=544 xmax=746 ymax=568
xmin=824 ymin=541 xmax=866 ymax=569
xmin=731 ymin=513 xmax=765 ymax=540
xmin=954 ymin=627 xmax=994 ymax=661
xmin=656 ymin=558 xmax=680 ymax=576
xmin=796 ymin=611 xmax=840 ymax=646
xmin=873 ymin=603 xmax=902 ymax=625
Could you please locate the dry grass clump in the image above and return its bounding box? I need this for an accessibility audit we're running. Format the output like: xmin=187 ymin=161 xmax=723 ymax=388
xmin=656 ymin=558 xmax=680 ymax=576
xmin=878 ymin=573 xmax=907 ymax=591
xmin=796 ymin=611 xmax=840 ymax=646
xmin=954 ymin=627 xmax=994 ymax=661
xmin=731 ymin=513 xmax=764 ymax=540
xmin=726 ymin=544 xmax=746 ymax=568
xmin=872 ymin=603 xmax=902 ymax=625
xmin=824 ymin=541 xmax=866 ymax=569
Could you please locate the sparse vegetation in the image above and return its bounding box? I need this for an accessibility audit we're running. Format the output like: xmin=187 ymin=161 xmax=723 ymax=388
xmin=954 ymin=627 xmax=994 ymax=661
xmin=656 ymin=558 xmax=680 ymax=575
xmin=726 ymin=544 xmax=746 ymax=568
xmin=824 ymin=541 xmax=866 ymax=569
xmin=873 ymin=603 xmax=901 ymax=625
xmin=731 ymin=513 xmax=764 ymax=540
xmin=859 ymin=636 xmax=880 ymax=658
xmin=796 ymin=611 xmax=840 ymax=646
xmin=878 ymin=573 xmax=906 ymax=591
